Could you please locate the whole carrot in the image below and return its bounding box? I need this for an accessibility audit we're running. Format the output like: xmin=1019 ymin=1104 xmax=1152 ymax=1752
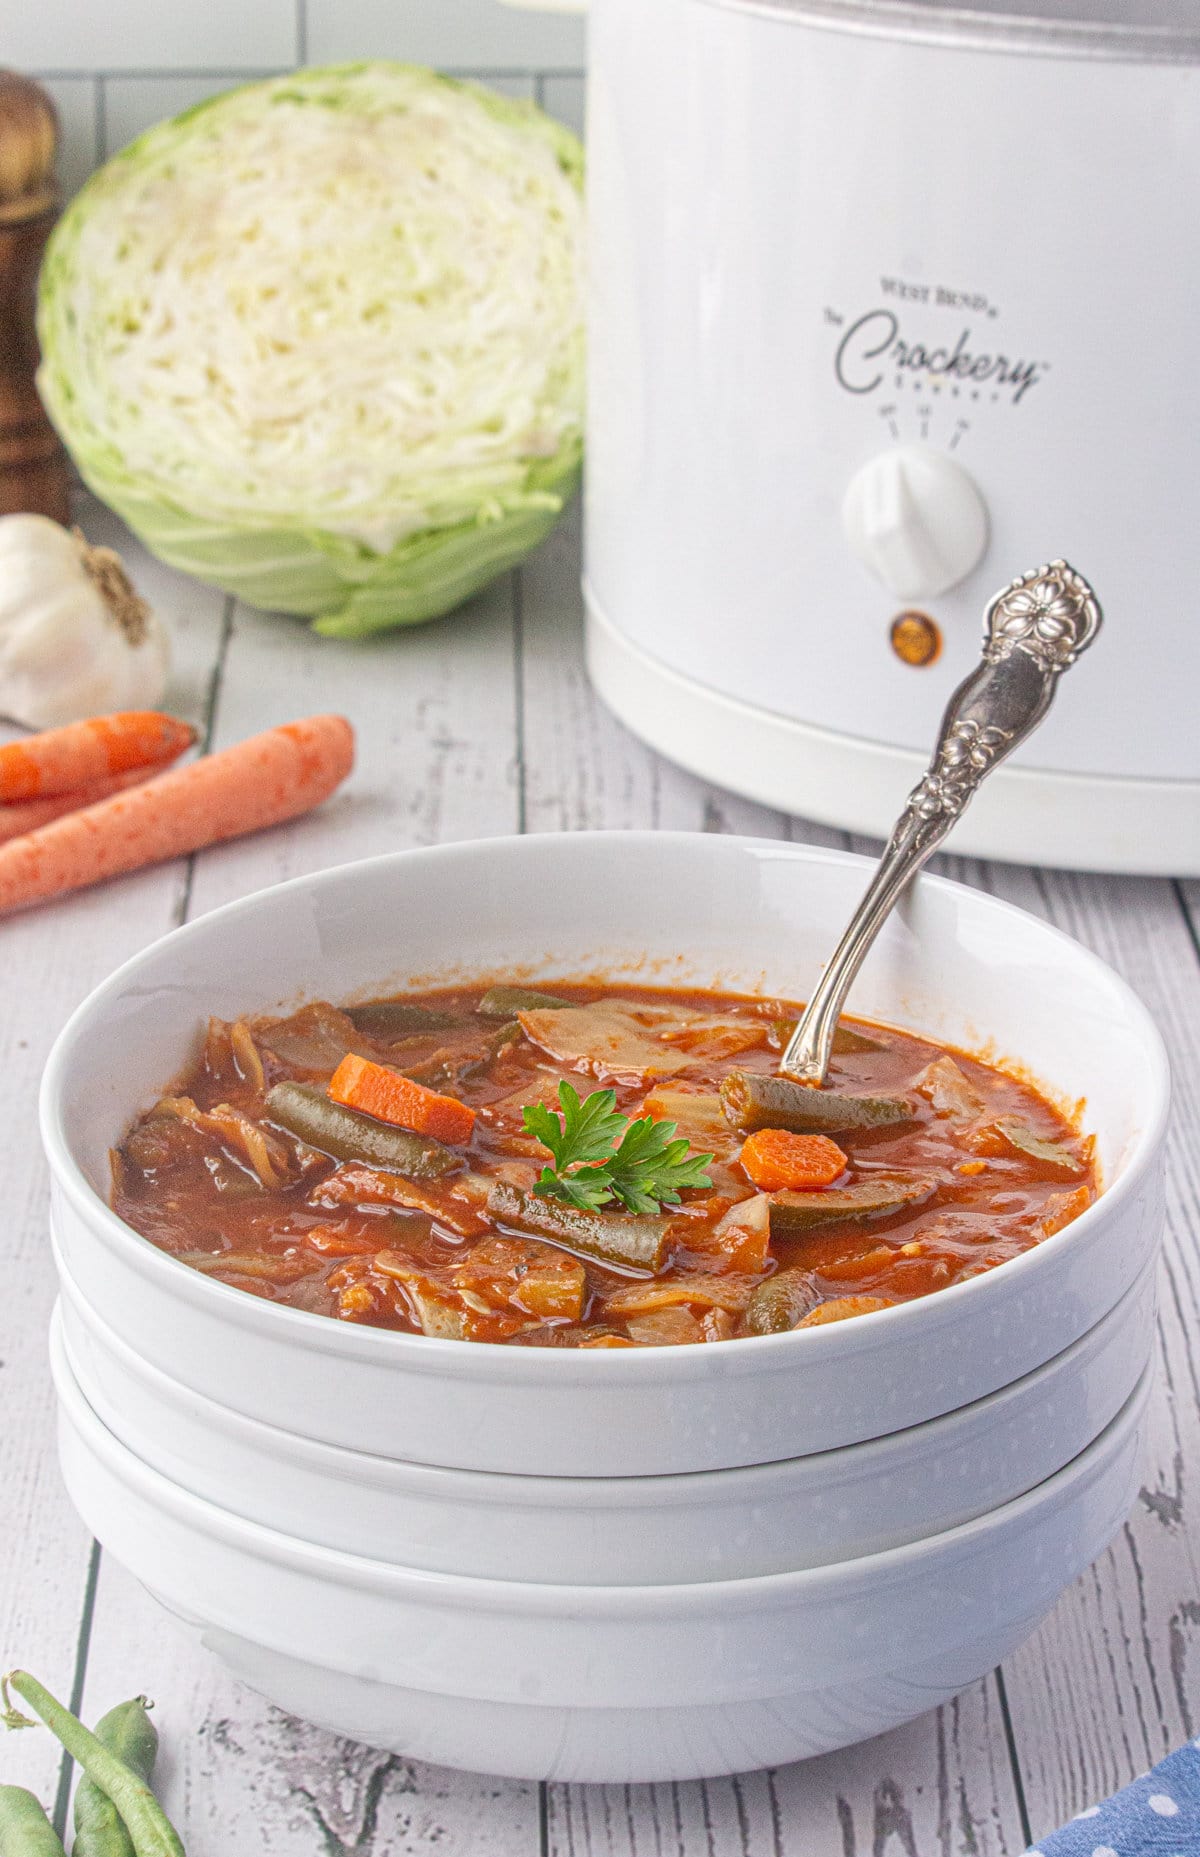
xmin=0 ymin=715 xmax=354 ymax=917
xmin=0 ymin=712 xmax=196 ymax=801
xmin=0 ymin=765 xmax=170 ymax=845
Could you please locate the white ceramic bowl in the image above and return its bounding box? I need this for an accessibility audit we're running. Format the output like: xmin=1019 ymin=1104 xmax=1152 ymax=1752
xmin=53 ymin=1240 xmax=1159 ymax=1581
xmin=42 ymin=834 xmax=1169 ymax=1476
xmin=52 ymin=1322 xmax=1152 ymax=1783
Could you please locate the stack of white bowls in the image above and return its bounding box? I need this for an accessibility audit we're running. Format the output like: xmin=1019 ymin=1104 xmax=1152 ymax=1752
xmin=42 ymin=836 xmax=1169 ymax=1784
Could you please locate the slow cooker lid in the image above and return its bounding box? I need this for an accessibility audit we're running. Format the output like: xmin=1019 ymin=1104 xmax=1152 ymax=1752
xmin=710 ymin=0 xmax=1200 ymax=60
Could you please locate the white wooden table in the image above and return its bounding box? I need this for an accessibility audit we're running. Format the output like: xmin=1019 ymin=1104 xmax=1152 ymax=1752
xmin=3 ymin=489 xmax=1199 ymax=1857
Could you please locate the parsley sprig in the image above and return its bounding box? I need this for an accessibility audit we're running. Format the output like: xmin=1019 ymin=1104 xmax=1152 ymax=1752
xmin=523 ymin=1081 xmax=715 ymax=1215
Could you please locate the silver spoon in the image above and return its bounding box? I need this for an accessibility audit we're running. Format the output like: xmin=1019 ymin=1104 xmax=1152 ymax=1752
xmin=780 ymin=559 xmax=1103 ymax=1085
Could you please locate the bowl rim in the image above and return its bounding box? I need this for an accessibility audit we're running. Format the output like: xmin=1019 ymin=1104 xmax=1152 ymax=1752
xmin=52 ymin=1239 xmax=1160 ymax=1499
xmin=52 ymin=1310 xmax=1152 ymax=1613
xmin=40 ymin=831 xmax=1172 ymax=1380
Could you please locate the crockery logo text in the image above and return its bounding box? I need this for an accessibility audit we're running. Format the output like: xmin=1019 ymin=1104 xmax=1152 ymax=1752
xmin=831 ymin=308 xmax=1044 ymax=405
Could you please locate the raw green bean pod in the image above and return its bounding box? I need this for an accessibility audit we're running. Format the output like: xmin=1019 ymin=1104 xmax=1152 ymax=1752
xmin=767 ymin=1173 xmax=937 ymax=1235
xmin=344 ymin=1001 xmax=457 ymax=1039
xmin=741 ymin=1268 xmax=822 ymax=1335
xmin=265 ymin=1081 xmax=460 ymax=1178
xmin=2 ymin=1672 xmax=185 ymax=1857
xmin=477 ymin=985 xmax=569 ymax=1019
xmin=488 ymin=1181 xmax=671 ymax=1271
xmin=0 ymin=1786 xmax=67 ymax=1856
xmin=73 ymin=1696 xmax=158 ymax=1857
xmin=721 ymin=1071 xmax=914 ymax=1135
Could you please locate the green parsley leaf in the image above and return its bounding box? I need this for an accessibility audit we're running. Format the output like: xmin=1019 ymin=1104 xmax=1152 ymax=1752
xmin=532 ymin=1162 xmax=615 ymax=1212
xmin=523 ymin=1082 xmax=713 ymax=1214
xmin=524 ymin=1082 xmax=626 ymax=1171
xmin=602 ymin=1115 xmax=717 ymax=1213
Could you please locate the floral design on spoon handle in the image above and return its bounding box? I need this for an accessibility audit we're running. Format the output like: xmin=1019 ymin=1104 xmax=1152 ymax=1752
xmin=984 ymin=560 xmax=1103 ymax=673
xmin=899 ymin=561 xmax=1103 ymax=848
xmin=780 ymin=561 xmax=1103 ymax=1085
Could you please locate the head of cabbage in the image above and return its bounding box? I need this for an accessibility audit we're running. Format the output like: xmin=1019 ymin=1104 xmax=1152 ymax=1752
xmin=37 ymin=64 xmax=584 ymax=637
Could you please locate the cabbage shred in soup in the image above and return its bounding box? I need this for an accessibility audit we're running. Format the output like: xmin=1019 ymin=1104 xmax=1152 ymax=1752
xmin=111 ymin=982 xmax=1097 ymax=1347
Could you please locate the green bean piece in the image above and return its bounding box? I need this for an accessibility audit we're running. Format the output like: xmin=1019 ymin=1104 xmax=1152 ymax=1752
xmin=475 ymin=1025 xmax=523 ymax=1069
xmin=831 ymin=1023 xmax=886 ymax=1055
xmin=720 ymin=1071 xmax=914 ymax=1135
xmin=770 ymin=1020 xmax=884 ymax=1056
xmin=397 ymin=1057 xmax=456 ymax=1092
xmin=74 ymin=1697 xmax=158 ymax=1857
xmin=458 ymin=1020 xmax=522 ymax=1083
xmin=488 ymin=1182 xmax=672 ymax=1272
xmin=768 ymin=1173 xmax=937 ymax=1234
xmin=1 ymin=1673 xmax=184 ymax=1857
xmin=206 ymin=1154 xmax=265 ymax=1198
xmin=741 ymin=1268 xmax=822 ymax=1335
xmin=0 ymin=1787 xmax=67 ymax=1856
xmin=990 ymin=1117 xmax=1086 ymax=1175
xmin=487 ymin=1020 xmax=523 ymax=1057
xmin=265 ymin=1082 xmax=460 ymax=1178
xmin=344 ymin=1001 xmax=456 ymax=1040
xmin=477 ymin=985 xmax=570 ymax=1019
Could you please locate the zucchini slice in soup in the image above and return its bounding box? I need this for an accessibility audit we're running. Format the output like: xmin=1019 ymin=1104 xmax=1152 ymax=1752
xmin=266 ymin=1081 xmax=460 ymax=1178
xmin=721 ymin=1071 xmax=914 ymax=1135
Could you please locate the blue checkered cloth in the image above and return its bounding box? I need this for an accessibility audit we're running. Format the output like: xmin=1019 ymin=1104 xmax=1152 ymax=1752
xmin=1028 ymin=1744 xmax=1200 ymax=1856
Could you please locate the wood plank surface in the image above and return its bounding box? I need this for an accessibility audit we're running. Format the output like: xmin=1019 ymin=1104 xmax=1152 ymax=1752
xmin=1 ymin=488 xmax=1197 ymax=1856
xmin=937 ymin=863 xmax=1200 ymax=1844
xmin=67 ymin=541 xmax=538 ymax=1852
xmin=0 ymin=494 xmax=230 ymax=1821
xmin=545 ymin=1686 xmax=1029 ymax=1857
xmin=522 ymin=504 xmax=1028 ymax=1857
xmin=74 ymin=1555 xmax=542 ymax=1857
xmin=186 ymin=567 xmax=521 ymax=925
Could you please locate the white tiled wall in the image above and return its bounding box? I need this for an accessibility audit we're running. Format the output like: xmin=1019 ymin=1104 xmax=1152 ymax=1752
xmin=16 ymin=0 xmax=586 ymax=196
xmin=305 ymin=0 xmax=586 ymax=69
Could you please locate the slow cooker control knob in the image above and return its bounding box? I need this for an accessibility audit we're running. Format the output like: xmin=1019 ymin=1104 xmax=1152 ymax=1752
xmin=842 ymin=444 xmax=989 ymax=602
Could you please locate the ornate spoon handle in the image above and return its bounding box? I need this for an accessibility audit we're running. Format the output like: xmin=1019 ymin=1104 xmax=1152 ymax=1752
xmin=780 ymin=561 xmax=1103 ymax=1085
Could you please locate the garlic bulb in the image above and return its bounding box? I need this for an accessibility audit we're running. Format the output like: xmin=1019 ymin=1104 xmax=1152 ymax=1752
xmin=0 ymin=515 xmax=170 ymax=728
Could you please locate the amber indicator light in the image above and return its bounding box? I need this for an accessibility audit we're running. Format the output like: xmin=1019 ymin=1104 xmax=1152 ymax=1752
xmin=890 ymin=610 xmax=942 ymax=667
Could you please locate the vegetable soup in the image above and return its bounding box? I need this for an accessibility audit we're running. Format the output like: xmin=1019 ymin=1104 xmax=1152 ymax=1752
xmin=111 ymin=982 xmax=1097 ymax=1347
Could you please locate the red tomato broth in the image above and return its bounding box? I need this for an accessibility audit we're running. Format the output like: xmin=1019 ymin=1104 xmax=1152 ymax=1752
xmin=110 ymin=981 xmax=1098 ymax=1346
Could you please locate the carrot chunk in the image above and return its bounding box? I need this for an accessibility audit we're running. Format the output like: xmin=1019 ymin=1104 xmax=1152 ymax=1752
xmin=739 ymin=1128 xmax=847 ymax=1191
xmin=328 ymin=1054 xmax=477 ymax=1146
xmin=0 ymin=711 xmax=196 ymax=800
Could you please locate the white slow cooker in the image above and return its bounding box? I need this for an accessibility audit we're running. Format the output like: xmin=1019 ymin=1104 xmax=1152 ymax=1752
xmin=508 ymin=0 xmax=1200 ymax=873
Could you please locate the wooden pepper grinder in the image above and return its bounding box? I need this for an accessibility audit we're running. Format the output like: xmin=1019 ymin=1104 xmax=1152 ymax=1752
xmin=0 ymin=71 xmax=70 ymax=523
